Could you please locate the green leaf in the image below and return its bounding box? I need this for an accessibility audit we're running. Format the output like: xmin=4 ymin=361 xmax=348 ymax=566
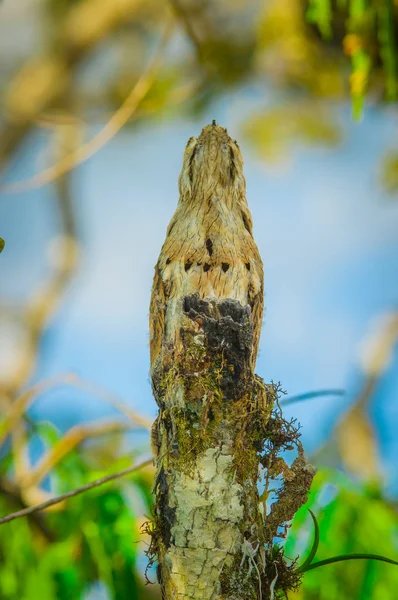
xmin=350 ymin=48 xmax=371 ymax=121
xmin=307 ymin=0 xmax=333 ymax=40
xmin=35 ymin=421 xmax=62 ymax=446
xmin=377 ymin=0 xmax=397 ymax=101
xmin=298 ymin=510 xmax=320 ymax=573
xmin=243 ymin=104 xmax=341 ymax=162
xmin=0 ymin=238 xmax=4 ymax=253
xmin=281 ymin=389 xmax=345 ymax=406
xmin=302 ymin=552 xmax=398 ymax=573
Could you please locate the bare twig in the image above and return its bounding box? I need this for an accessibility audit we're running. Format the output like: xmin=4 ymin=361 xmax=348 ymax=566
xmin=0 ymin=457 xmax=153 ymax=526
xmin=0 ymin=478 xmax=56 ymax=540
xmin=0 ymin=0 xmax=147 ymax=171
xmin=1 ymin=21 xmax=174 ymax=194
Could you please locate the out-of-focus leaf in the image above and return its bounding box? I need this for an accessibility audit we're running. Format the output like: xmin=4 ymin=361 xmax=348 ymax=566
xmin=82 ymin=521 xmax=113 ymax=590
xmin=114 ymin=68 xmax=185 ymax=118
xmin=22 ymin=563 xmax=56 ymax=600
xmin=381 ymin=151 xmax=398 ymax=194
xmin=337 ymin=312 xmax=398 ymax=478
xmin=286 ymin=470 xmax=398 ymax=600
xmin=350 ymin=48 xmax=371 ymax=120
xmin=336 ymin=402 xmax=380 ymax=480
xmin=243 ymin=104 xmax=341 ymax=161
xmin=0 ymin=238 xmax=5 ymax=253
xmin=377 ymin=0 xmax=398 ymax=101
xmin=307 ymin=0 xmax=333 ymax=40
xmin=35 ymin=421 xmax=62 ymax=447
xmin=281 ymin=389 xmax=345 ymax=406
xmin=312 ymin=313 xmax=398 ymax=480
xmin=257 ymin=0 xmax=346 ymax=99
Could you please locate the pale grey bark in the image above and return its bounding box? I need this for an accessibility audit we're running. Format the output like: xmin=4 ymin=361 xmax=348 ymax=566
xmin=148 ymin=294 xmax=314 ymax=599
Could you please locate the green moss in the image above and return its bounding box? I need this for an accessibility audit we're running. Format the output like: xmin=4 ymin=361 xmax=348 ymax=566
xmin=152 ymin=327 xmax=310 ymax=599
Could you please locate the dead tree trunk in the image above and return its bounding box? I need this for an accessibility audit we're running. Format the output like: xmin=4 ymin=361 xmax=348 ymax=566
xmin=147 ymin=123 xmax=315 ymax=599
xmin=150 ymin=293 xmax=270 ymax=599
xmin=148 ymin=293 xmax=314 ymax=599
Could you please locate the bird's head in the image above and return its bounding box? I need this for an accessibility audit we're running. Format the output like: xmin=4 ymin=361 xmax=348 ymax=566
xmin=178 ymin=121 xmax=244 ymax=198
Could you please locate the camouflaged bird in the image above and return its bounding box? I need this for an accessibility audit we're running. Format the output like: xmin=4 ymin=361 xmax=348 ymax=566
xmin=149 ymin=121 xmax=264 ymax=375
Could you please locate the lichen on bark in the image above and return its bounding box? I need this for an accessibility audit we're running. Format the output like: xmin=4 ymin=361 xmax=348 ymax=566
xmin=147 ymin=293 xmax=315 ymax=599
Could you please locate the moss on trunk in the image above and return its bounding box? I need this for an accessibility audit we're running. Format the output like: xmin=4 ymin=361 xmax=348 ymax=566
xmin=147 ymin=294 xmax=315 ymax=599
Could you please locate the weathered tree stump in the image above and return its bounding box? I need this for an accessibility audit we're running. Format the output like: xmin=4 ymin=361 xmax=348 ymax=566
xmin=147 ymin=123 xmax=315 ymax=599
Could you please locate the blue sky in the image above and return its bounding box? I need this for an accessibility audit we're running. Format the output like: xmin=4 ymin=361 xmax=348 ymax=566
xmin=1 ymin=95 xmax=398 ymax=490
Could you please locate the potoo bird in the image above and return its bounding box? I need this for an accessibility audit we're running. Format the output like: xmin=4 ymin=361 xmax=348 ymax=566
xmin=149 ymin=121 xmax=264 ymax=375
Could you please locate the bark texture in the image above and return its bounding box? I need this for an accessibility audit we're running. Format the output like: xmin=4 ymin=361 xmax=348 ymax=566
xmin=148 ymin=123 xmax=315 ymax=599
xmin=149 ymin=122 xmax=263 ymax=377
xmin=150 ymin=294 xmax=271 ymax=599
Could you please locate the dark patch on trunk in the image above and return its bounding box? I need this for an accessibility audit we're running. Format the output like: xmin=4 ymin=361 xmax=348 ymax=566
xmin=185 ymin=260 xmax=192 ymax=271
xmin=222 ymin=262 xmax=229 ymax=272
xmin=155 ymin=467 xmax=176 ymax=549
xmin=206 ymin=238 xmax=213 ymax=256
xmin=166 ymin=257 xmax=171 ymax=265
xmin=203 ymin=263 xmax=211 ymax=272
xmin=183 ymin=293 xmax=253 ymax=400
xmin=245 ymin=262 xmax=250 ymax=271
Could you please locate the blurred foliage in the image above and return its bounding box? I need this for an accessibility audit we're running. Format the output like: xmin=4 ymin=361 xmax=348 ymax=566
xmin=0 ymin=419 xmax=157 ymax=599
xmin=0 ymin=1 xmax=398 ymax=599
xmin=242 ymin=102 xmax=341 ymax=161
xmin=1 ymin=0 xmax=398 ymax=187
xmin=286 ymin=469 xmax=398 ymax=600
xmin=306 ymin=0 xmax=398 ymax=116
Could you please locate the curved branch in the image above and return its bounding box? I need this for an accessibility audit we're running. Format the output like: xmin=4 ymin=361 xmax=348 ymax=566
xmin=1 ymin=21 xmax=174 ymax=194
xmin=0 ymin=457 xmax=153 ymax=526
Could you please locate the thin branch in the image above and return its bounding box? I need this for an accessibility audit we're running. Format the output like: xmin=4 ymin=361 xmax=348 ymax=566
xmin=1 ymin=21 xmax=174 ymax=194
xmin=0 ymin=0 xmax=147 ymax=172
xmin=0 ymin=457 xmax=153 ymax=526
xmin=0 ymin=478 xmax=56 ymax=541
